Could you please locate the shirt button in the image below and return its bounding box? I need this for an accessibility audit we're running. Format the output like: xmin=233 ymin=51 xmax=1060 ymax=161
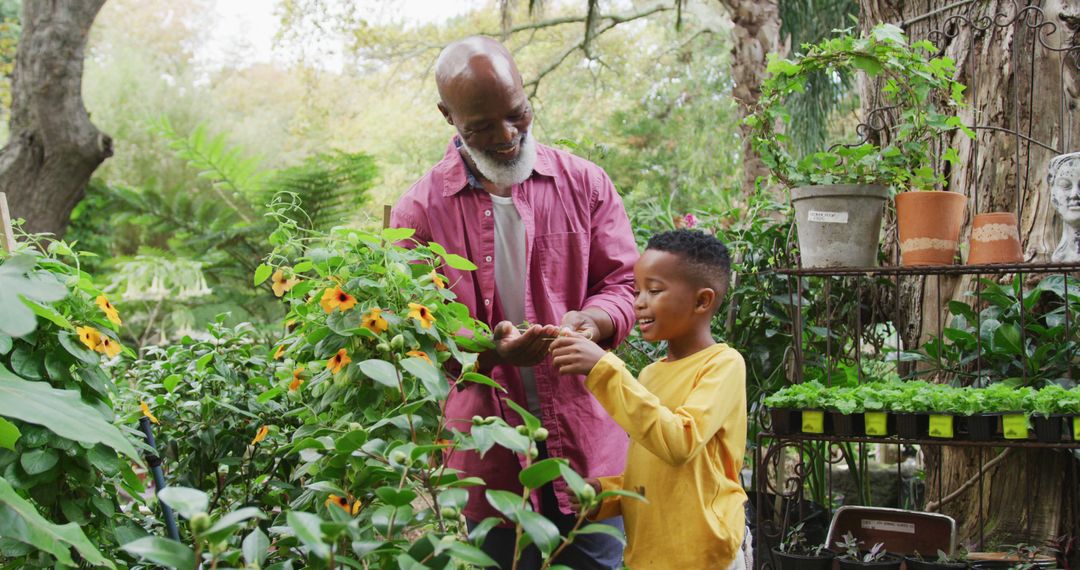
xmin=485 ymin=256 xmax=492 ymax=262
xmin=484 ymin=299 xmax=491 ymax=306
xmin=484 ymin=210 xmax=492 ymax=217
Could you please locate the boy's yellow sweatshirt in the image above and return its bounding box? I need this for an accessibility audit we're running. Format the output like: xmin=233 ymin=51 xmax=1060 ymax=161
xmin=585 ymin=343 xmax=747 ymax=570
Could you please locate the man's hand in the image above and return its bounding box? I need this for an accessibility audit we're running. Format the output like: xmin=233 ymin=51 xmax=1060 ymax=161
xmin=550 ymin=332 xmax=606 ymax=376
xmin=569 ymin=478 xmax=602 ymax=518
xmin=491 ymin=321 xmax=561 ymax=367
xmin=560 ymin=310 xmax=601 ymax=342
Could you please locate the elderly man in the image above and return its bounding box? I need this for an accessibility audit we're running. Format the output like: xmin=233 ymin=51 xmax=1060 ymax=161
xmin=390 ymin=36 xmax=637 ymax=569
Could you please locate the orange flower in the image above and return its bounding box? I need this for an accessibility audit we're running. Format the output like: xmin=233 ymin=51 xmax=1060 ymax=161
xmin=362 ymin=307 xmax=389 ymax=334
xmin=320 ymin=286 xmax=357 ymax=313
xmin=95 ymin=296 xmax=122 ymax=326
xmin=408 ymin=302 xmax=436 ymax=329
xmin=77 ymin=326 xmax=102 ymax=351
xmin=139 ymin=401 xmax=159 ymax=424
xmin=406 ymin=350 xmax=432 ymax=365
xmin=289 ymin=367 xmax=304 ymax=391
xmin=327 ymin=349 xmax=352 ymax=374
xmin=325 ymin=494 xmax=361 ymax=515
xmin=251 ymin=425 xmax=269 ymax=445
xmin=273 ymin=344 xmax=286 ymax=359
xmin=430 ymin=270 xmax=446 ymax=289
xmin=97 ymin=336 xmax=122 ymax=358
xmin=271 ymin=269 xmax=300 ymax=297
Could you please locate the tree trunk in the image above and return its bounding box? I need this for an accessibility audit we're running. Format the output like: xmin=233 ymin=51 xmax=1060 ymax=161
xmin=718 ymin=0 xmax=782 ymax=196
xmin=0 ymin=0 xmax=112 ymax=237
xmin=861 ymin=0 xmax=1080 ymax=550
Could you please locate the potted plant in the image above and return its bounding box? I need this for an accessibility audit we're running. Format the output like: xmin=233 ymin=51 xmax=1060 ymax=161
xmin=1029 ymin=384 xmax=1079 ymax=443
xmin=835 ymin=532 xmax=903 ymax=570
xmin=922 ymin=383 xmax=960 ymax=439
xmin=765 ymin=381 xmax=830 ymax=434
xmin=858 ymin=382 xmax=897 ymax=436
xmin=890 ymin=381 xmax=931 ymax=439
xmin=774 ymin=523 xmax=836 ymax=570
xmin=905 ymin=549 xmax=970 ymax=570
xmin=826 ymin=385 xmax=865 ymax=436
xmin=748 ymin=23 xmax=970 ymax=268
xmin=982 ymin=383 xmax=1035 ymax=440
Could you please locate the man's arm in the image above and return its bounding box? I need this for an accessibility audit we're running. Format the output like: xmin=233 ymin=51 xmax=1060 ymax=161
xmin=578 ymin=168 xmax=637 ymax=348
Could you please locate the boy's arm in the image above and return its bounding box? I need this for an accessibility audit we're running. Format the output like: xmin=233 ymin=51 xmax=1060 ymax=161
xmin=584 ymin=351 xmax=745 ymax=467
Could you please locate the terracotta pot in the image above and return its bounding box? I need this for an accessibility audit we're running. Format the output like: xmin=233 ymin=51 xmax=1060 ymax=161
xmin=967 ymin=212 xmax=1023 ymax=264
xmin=896 ymin=191 xmax=967 ymax=266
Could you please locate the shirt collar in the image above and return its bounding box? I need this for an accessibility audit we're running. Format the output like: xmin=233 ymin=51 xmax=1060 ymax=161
xmin=440 ymin=135 xmax=556 ymax=197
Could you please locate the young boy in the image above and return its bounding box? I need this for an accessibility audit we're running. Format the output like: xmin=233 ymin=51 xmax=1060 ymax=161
xmin=550 ymin=229 xmax=749 ymax=570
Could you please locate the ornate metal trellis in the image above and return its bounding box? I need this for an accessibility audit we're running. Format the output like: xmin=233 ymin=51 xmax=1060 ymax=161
xmin=753 ymin=2 xmax=1080 ymax=568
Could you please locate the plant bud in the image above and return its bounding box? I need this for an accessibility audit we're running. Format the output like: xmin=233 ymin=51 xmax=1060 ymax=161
xmin=484 ymin=416 xmax=500 ymax=425
xmin=390 ymin=334 xmax=405 ymax=350
xmin=527 ymin=447 xmax=539 ymax=459
xmin=579 ymin=484 xmax=596 ymax=502
xmin=472 ymin=415 xmax=485 ymax=425
xmin=390 ymin=450 xmax=409 ymax=464
xmin=440 ymin=506 xmax=458 ymax=519
xmin=440 ymin=534 xmax=456 ymax=544
xmin=533 ymin=427 xmax=549 ymax=442
xmin=376 ymin=342 xmax=391 ymax=352
xmin=348 ymin=422 xmax=363 ymax=431
xmin=516 ymin=425 xmax=529 ymax=435
xmin=189 ymin=512 xmax=210 ymax=533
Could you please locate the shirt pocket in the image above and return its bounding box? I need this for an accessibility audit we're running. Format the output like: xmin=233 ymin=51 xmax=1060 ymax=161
xmin=533 ymin=232 xmax=586 ymax=306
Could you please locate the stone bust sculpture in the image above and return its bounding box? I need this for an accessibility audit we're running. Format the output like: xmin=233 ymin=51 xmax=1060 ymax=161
xmin=1049 ymin=152 xmax=1080 ymax=263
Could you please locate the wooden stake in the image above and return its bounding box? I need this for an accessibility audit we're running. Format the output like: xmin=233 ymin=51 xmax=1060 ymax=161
xmin=0 ymin=192 xmax=14 ymax=254
xmin=383 ymin=204 xmax=392 ymax=230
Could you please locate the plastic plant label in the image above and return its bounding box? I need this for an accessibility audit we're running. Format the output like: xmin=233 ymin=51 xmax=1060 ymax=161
xmin=801 ymin=410 xmax=825 ymax=434
xmin=1002 ymin=414 xmax=1028 ymax=439
xmin=928 ymin=414 xmax=954 ymax=438
xmin=807 ymin=210 xmax=849 ymax=224
xmin=864 ymin=412 xmax=888 ymax=436
xmin=1075 ymin=417 xmax=1080 ymax=440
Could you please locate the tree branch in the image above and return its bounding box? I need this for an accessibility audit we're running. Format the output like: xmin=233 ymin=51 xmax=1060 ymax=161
xmin=925 ymin=448 xmax=1011 ymax=512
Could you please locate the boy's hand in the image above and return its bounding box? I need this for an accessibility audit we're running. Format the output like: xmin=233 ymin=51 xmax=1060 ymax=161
xmin=569 ymin=478 xmax=602 ymax=517
xmin=550 ymin=332 xmax=606 ymax=376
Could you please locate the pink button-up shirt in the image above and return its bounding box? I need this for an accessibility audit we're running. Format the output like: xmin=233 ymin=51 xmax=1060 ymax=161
xmin=391 ymin=138 xmax=637 ymax=522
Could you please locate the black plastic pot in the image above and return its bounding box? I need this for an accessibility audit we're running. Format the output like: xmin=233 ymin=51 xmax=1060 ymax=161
xmin=774 ymin=548 xmax=836 ymax=570
xmin=905 ymin=555 xmax=969 ymax=570
xmin=896 ymin=413 xmax=929 ymax=439
xmin=770 ymin=408 xmax=797 ymax=435
xmin=837 ymin=553 xmax=903 ymax=570
xmin=964 ymin=413 xmax=998 ymax=441
xmin=1032 ymin=414 xmax=1064 ymax=443
xmin=830 ymin=411 xmax=865 ymax=437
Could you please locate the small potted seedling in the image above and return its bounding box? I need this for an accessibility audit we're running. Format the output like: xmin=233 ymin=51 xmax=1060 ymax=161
xmin=773 ymin=523 xmax=836 ymax=570
xmin=835 ymin=532 xmax=902 ymax=570
xmin=905 ymin=549 xmax=969 ymax=570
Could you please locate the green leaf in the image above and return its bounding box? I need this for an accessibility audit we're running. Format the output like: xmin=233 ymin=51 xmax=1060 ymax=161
xmin=459 ymin=372 xmax=506 ymax=393
xmin=0 ymin=417 xmax=18 ymax=451
xmin=0 ymin=476 xmax=115 ymax=568
xmin=121 ymin=536 xmax=195 ymax=570
xmin=0 ymin=367 xmax=141 ymax=462
xmin=573 ymin=523 xmax=627 ymax=544
xmin=518 ymin=510 xmax=560 ymax=556
xmin=196 ymin=352 xmax=214 ymax=372
xmin=375 ymin=486 xmax=418 ymax=507
xmin=243 ymin=528 xmax=270 ymax=567
xmin=0 ymin=256 xmax=68 ymax=338
xmin=400 ymin=356 xmax=448 ymax=399
xmin=442 ymin=253 xmax=477 ymax=271
xmin=205 ymin=507 xmax=266 ymax=542
xmin=163 ymin=374 xmax=181 ymax=393
xmin=57 ymin=331 xmax=99 ymax=364
xmin=503 ymin=399 xmax=541 ymax=432
xmin=336 ymin=429 xmax=368 ymax=453
xmin=358 ymin=359 xmax=400 ymax=389
xmin=993 ymin=322 xmax=1023 ymax=355
xmin=287 ymin=511 xmax=330 ymax=559
xmin=382 ymin=227 xmax=415 ymax=242
xmin=851 ymin=55 xmax=882 ymax=76
xmin=24 ymin=300 xmax=73 ymax=330
xmin=485 ymin=489 xmax=523 ymax=523
xmin=447 ymin=541 xmax=499 ymax=567
xmin=0 ymin=335 xmax=10 ymax=355
xmin=19 ymin=449 xmax=58 ymax=475
xmin=519 ymin=458 xmax=566 ymax=490
xmin=254 ymin=264 xmax=273 ymax=286
xmin=157 ymin=487 xmax=209 ymax=519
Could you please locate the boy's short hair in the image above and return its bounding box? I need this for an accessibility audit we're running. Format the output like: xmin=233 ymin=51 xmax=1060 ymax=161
xmin=646 ymin=229 xmax=731 ymax=308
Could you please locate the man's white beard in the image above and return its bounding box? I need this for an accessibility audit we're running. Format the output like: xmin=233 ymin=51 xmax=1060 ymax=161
xmin=461 ymin=131 xmax=537 ymax=188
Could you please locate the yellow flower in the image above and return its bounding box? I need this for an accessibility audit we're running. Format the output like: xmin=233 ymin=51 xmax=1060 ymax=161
xmin=273 ymin=345 xmax=286 ymax=360
xmin=95 ymin=296 xmax=122 ymax=326
xmin=408 ymin=303 xmax=436 ymax=329
xmin=251 ymin=425 xmax=269 ymax=445
xmin=327 ymin=349 xmax=352 ymax=374
xmin=289 ymin=367 xmax=304 ymax=391
xmin=320 ymin=286 xmax=357 ymax=313
xmin=362 ymin=307 xmax=389 ymax=334
xmin=430 ymin=270 xmax=446 ymax=289
xmin=271 ymin=269 xmax=300 ymax=298
xmin=140 ymin=401 xmax=159 ymax=424
xmin=325 ymin=494 xmax=357 ymax=514
xmin=77 ymin=326 xmax=102 ymax=351
xmin=406 ymin=350 xmax=432 ymax=365
xmin=97 ymin=336 xmax=122 ymax=358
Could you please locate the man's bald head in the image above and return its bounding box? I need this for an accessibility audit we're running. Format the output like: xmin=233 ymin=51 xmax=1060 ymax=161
xmin=435 ymin=36 xmax=523 ymax=111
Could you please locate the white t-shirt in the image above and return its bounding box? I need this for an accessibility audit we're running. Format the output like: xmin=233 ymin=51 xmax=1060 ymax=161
xmin=491 ymin=193 xmax=541 ymax=416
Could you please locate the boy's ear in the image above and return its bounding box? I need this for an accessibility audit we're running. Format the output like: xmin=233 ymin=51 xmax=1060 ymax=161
xmin=694 ymin=287 xmax=718 ymax=313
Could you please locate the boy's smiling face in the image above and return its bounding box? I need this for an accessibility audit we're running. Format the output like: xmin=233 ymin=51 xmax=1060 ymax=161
xmin=633 ymin=249 xmax=716 ymax=358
